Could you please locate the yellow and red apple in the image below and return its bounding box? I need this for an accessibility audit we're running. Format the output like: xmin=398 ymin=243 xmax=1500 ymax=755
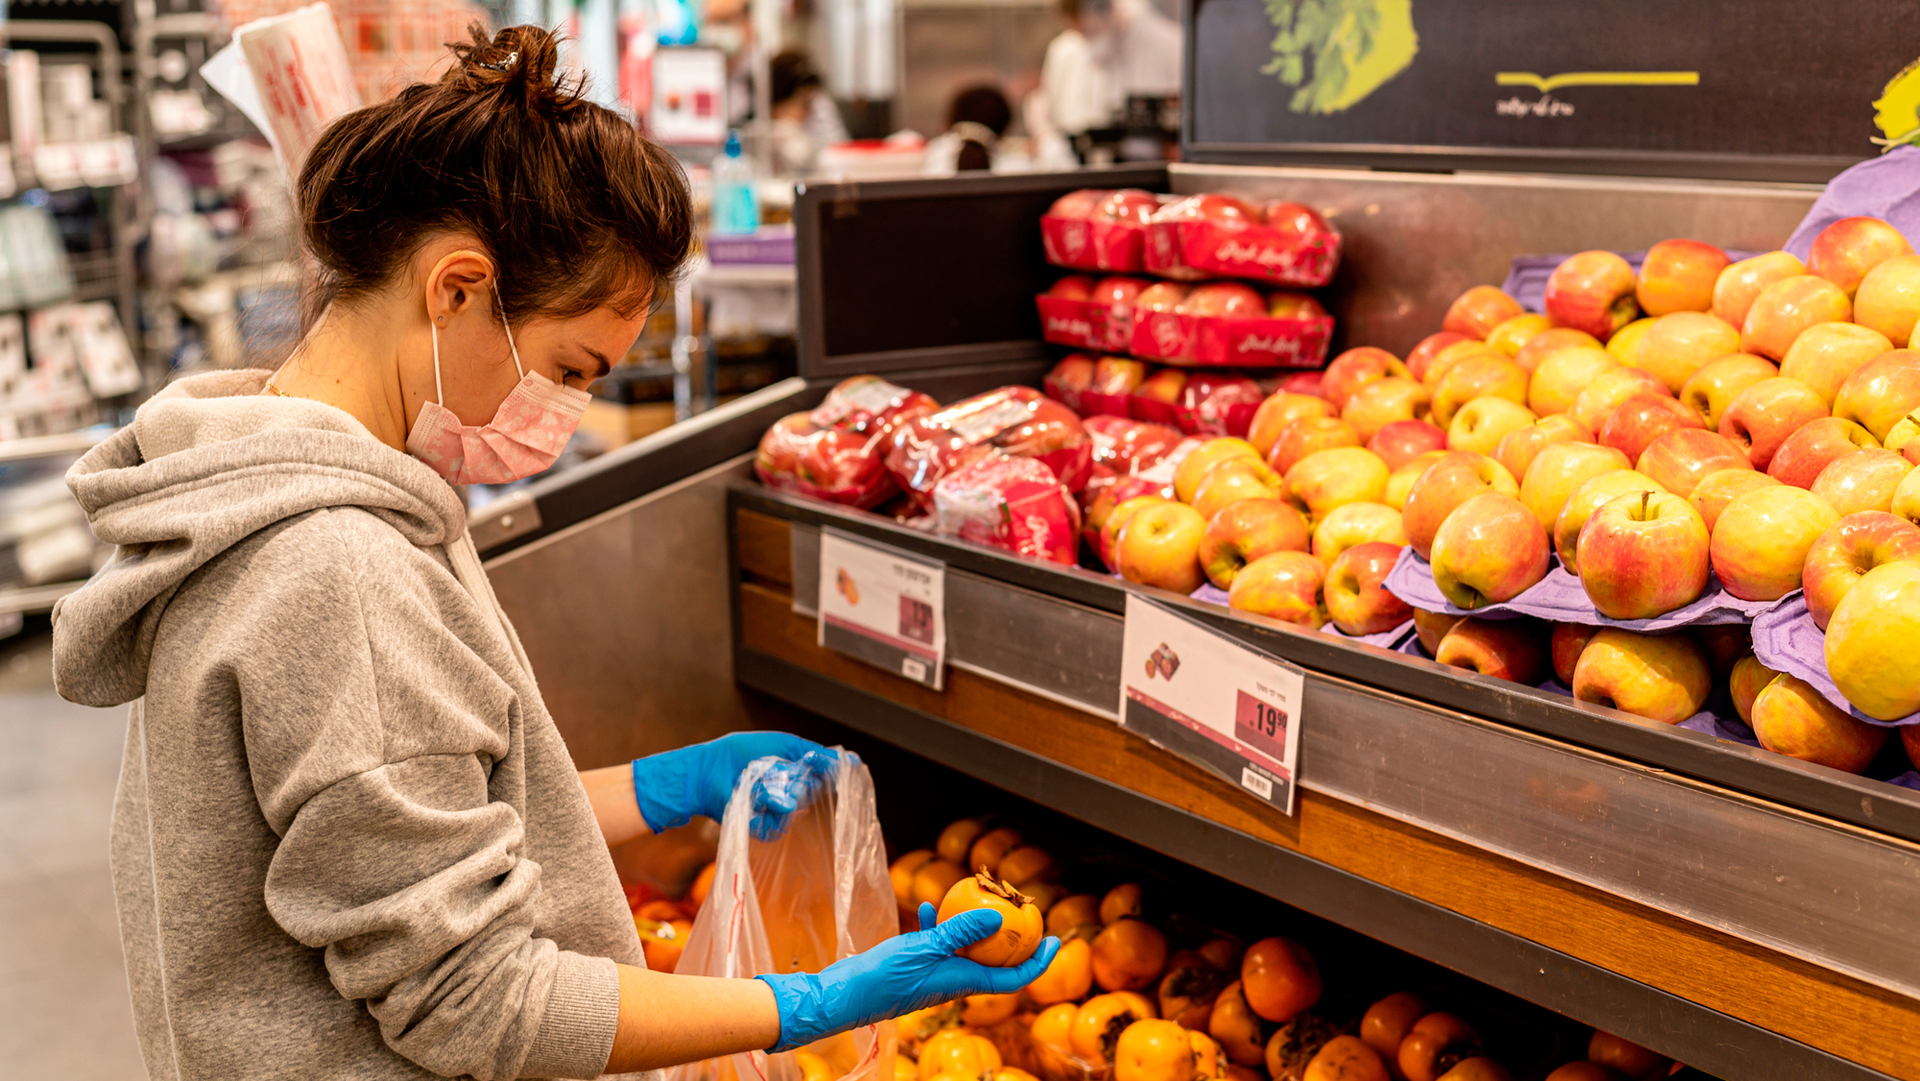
xmin=1637 ymin=428 xmax=1754 ymax=499
xmin=1527 ymin=345 xmax=1619 ymax=416
xmin=1324 ymin=541 xmax=1414 ymax=635
xmin=1575 ymin=490 xmax=1710 ymax=618
xmin=1429 ymin=492 xmax=1550 ymax=608
xmin=1434 ymin=617 xmax=1550 ymax=683
xmin=1825 ymin=560 xmax=1920 ymax=720
xmin=1637 ymin=238 xmax=1731 ymax=316
xmin=1777 ymin=322 xmax=1892 ymax=406
xmin=1227 ymin=550 xmax=1328 ymax=628
xmin=1546 ymin=250 xmax=1640 ymax=341
xmin=1689 ymin=468 xmax=1780 ymax=531
xmin=1718 ymin=376 xmax=1830 ymax=470
xmin=1197 ymin=497 xmax=1311 ymax=589
xmin=1519 ymin=441 xmax=1631 ymax=528
xmin=1750 ymin=673 xmax=1890 ymax=773
xmin=1739 ymin=275 xmax=1851 ymax=360
xmin=1709 ymin=485 xmax=1840 ymax=601
xmin=1571 ymin=627 xmax=1711 ymax=723
xmin=1401 ymin=451 xmax=1519 ymax=558
xmin=1710 ymin=250 xmax=1806 ymax=329
xmin=1553 ymin=469 xmax=1666 ymax=574
xmin=1678 ymin=354 xmax=1778 ymax=429
xmin=1801 ymin=510 xmax=1920 ymax=630
xmin=1807 ymin=216 xmax=1914 ymax=297
xmin=1633 ymin=311 xmax=1741 ymax=392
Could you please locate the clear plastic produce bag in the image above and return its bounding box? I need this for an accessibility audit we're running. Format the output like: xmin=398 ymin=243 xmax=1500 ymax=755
xmin=667 ymin=751 xmax=898 ymax=1081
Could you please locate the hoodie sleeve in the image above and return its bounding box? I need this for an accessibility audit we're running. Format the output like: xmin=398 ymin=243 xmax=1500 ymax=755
xmin=233 ymin=511 xmax=620 ymax=1081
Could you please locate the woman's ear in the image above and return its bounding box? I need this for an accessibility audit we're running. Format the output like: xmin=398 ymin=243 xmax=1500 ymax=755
xmin=425 ymin=248 xmax=497 ymax=324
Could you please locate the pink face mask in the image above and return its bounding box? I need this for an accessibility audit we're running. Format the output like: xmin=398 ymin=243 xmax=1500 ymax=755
xmin=405 ymin=302 xmax=592 ymax=485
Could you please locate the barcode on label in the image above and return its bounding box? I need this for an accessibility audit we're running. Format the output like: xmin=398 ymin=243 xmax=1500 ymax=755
xmin=898 ymin=596 xmax=935 ymax=644
xmin=1241 ymin=767 xmax=1273 ymax=800
xmin=902 ymin=658 xmax=928 ymax=681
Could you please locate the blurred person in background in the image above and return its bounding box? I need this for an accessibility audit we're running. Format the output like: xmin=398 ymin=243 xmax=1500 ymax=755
xmin=769 ymin=50 xmax=850 ymax=176
xmin=1040 ymin=0 xmax=1110 ymax=137
xmin=924 ymin=85 xmax=1013 ymax=173
xmin=1041 ymin=0 xmax=1181 ymax=137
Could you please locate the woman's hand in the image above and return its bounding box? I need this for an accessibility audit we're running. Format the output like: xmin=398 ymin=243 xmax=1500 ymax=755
xmin=757 ymin=903 xmax=1061 ymax=1051
xmin=630 ymin=731 xmax=838 ymax=840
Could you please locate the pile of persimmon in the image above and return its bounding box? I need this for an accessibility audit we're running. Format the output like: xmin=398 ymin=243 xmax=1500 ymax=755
xmin=622 ymin=860 xmax=715 ymax=973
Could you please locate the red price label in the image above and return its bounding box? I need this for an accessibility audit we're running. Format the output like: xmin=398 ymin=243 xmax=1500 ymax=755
xmin=1233 ymin=690 xmax=1289 ymax=763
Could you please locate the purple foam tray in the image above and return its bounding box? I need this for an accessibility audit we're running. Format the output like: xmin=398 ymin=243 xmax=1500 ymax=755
xmin=1383 ymin=548 xmax=1772 ymax=631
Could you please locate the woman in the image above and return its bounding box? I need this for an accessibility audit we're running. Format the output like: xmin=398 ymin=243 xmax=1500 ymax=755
xmin=52 ymin=26 xmax=1055 ymax=1081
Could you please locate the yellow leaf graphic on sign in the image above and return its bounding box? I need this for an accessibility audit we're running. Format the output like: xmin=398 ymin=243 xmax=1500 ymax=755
xmin=1874 ymin=56 xmax=1920 ymax=150
xmin=1262 ymin=0 xmax=1419 ymax=115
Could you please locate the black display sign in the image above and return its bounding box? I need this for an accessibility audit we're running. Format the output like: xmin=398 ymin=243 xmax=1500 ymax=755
xmin=1185 ymin=0 xmax=1920 ymax=181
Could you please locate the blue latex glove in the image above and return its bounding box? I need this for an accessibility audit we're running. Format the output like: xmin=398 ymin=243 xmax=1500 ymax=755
xmin=631 ymin=732 xmax=837 ymax=840
xmin=758 ymin=902 xmax=1061 ymax=1052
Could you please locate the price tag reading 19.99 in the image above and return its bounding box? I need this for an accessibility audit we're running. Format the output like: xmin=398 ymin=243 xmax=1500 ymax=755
xmin=817 ymin=528 xmax=947 ymax=690
xmin=1118 ymin=595 xmax=1307 ymax=814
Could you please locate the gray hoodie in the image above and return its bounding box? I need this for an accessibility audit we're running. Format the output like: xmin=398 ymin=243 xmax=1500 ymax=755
xmin=52 ymin=369 xmax=640 ymax=1080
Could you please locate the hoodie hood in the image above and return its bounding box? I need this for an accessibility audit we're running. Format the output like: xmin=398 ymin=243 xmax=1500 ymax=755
xmin=53 ymin=369 xmax=468 ymax=707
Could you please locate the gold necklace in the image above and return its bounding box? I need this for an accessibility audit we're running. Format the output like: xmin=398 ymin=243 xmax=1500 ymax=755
xmin=264 ymin=379 xmax=289 ymax=397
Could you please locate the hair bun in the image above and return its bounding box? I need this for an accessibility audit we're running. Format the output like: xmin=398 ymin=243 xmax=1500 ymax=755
xmin=446 ymin=24 xmax=582 ymax=116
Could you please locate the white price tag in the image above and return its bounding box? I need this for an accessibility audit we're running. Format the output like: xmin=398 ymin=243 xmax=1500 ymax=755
xmin=818 ymin=529 xmax=946 ymax=690
xmin=1118 ymin=594 xmax=1307 ymax=814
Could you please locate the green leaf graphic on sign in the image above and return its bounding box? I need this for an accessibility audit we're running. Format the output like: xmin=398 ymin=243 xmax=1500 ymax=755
xmin=1261 ymin=0 xmax=1419 ymax=115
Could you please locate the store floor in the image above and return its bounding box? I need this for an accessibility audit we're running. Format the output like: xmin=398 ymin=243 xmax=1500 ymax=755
xmin=0 ymin=624 xmax=145 ymax=1079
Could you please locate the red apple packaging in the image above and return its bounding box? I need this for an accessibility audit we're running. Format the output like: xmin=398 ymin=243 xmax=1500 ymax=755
xmin=1145 ymin=193 xmax=1342 ymax=286
xmin=754 ymin=375 xmax=939 ymax=508
xmin=885 ymin=385 xmax=1093 ymax=508
xmin=1131 ymin=281 xmax=1335 ymax=368
xmin=933 ymin=452 xmax=1082 ymax=566
xmin=1040 ymin=189 xmax=1161 ymax=272
xmin=1038 ymin=274 xmax=1154 ymax=352
xmin=1130 ymin=368 xmax=1265 ymax=437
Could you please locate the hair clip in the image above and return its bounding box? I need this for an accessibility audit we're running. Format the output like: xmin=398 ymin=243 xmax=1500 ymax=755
xmin=479 ymin=50 xmax=518 ymax=73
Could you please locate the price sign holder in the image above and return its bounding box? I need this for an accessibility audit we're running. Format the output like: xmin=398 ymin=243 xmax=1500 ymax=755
xmin=1118 ymin=594 xmax=1307 ymax=814
xmin=818 ymin=528 xmax=947 ymax=689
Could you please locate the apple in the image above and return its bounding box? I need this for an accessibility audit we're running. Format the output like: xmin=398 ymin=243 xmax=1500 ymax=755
xmin=1514 ymin=327 xmax=1603 ymax=375
xmin=1571 ymin=627 xmax=1712 ymax=723
xmin=1599 ymin=393 xmax=1705 ymax=465
xmin=1678 ymin=354 xmax=1777 ymax=428
xmin=1412 ymin=609 xmax=1464 ymax=655
xmin=1095 ymin=189 xmax=1163 ymax=223
xmin=1768 ymin=418 xmax=1880 ymax=488
xmin=1369 ymin=418 xmax=1449 ymax=470
xmin=1527 ymin=345 xmax=1620 ymax=416
xmin=1267 ymin=416 xmax=1362 ymax=474
xmin=1545 ymin=250 xmax=1640 ymax=341
xmin=1429 ymin=492 xmax=1550 ymax=608
xmin=1550 ymin=623 xmax=1598 ymax=685
xmin=1385 ymin=450 xmax=1449 ymax=510
xmin=1485 ymin=313 xmax=1553 ymax=358
xmin=1718 ymin=377 xmax=1829 ymax=470
xmin=1115 ymin=501 xmax=1208 ymax=593
xmin=1811 ymin=448 xmax=1913 ymax=517
xmin=1832 ymin=349 xmax=1920 ymax=441
xmin=1689 ymin=468 xmax=1780 ymax=531
xmin=1632 ymin=311 xmax=1742 ymax=392
xmin=1808 ymin=216 xmax=1914 ymax=296
xmin=1191 ymin=457 xmax=1284 ymax=522
xmin=1710 ymin=485 xmax=1840 ymax=601
xmin=1637 ymin=428 xmax=1754 ymax=499
xmin=1520 ymin=442 xmax=1631 ymax=528
xmin=1267 ymin=291 xmax=1328 ymax=319
xmin=1135 ymin=281 xmax=1192 ymax=315
xmin=1434 ymin=617 xmax=1550 ymax=683
xmin=1570 ymin=367 xmax=1670 ymax=434
xmin=1101 ymin=494 xmax=1173 ymax=570
xmin=1177 ymin=282 xmax=1266 ymax=318
xmin=1448 ymin=396 xmax=1537 ymax=457
xmin=1048 ymin=190 xmax=1104 ymax=220
xmin=1576 ymin=490 xmax=1711 ymax=618
xmin=1325 ymin=542 xmax=1415 ymax=635
xmin=1423 ymin=340 xmax=1505 ymax=391
xmin=1730 ymin=653 xmax=1776 ymax=724
xmin=1156 ymin=192 xmax=1257 ymax=224
xmin=1088 ymin=355 xmax=1153 ymax=412
xmin=1444 ymin=285 xmax=1526 ymax=340
xmin=1406 ymin=331 xmax=1470 ymax=383
xmin=1777 ymin=322 xmax=1892 ymax=406
xmin=1740 ymin=275 xmax=1853 ymax=360
xmin=1606 ymin=317 xmax=1659 ymax=365
xmin=1311 ymin=501 xmax=1407 ymax=563
xmin=1495 ymin=414 xmax=1594 ymax=484
xmin=1093 ymin=276 xmax=1148 ymax=321
xmin=1637 ymin=238 xmax=1732 ymax=315
xmin=1198 ymin=497 xmax=1312 ymax=589
xmin=1173 ymin=437 xmax=1261 ymax=503
xmin=1276 ymin=370 xmax=1324 ymax=397
xmin=1044 ymin=355 xmax=1099 ymax=412
xmin=1432 ymin=355 xmax=1529 ymax=429
xmin=1826 ymin=560 xmax=1920 ymax=719
xmin=1851 ymin=253 xmax=1920 ymax=344
xmin=1227 ymin=551 xmax=1328 ymax=629
xmin=1049 ymin=275 xmax=1096 ymax=301
xmin=1341 ymin=377 xmax=1432 ymax=441
xmin=1401 ymin=451 xmax=1520 ymax=559
xmin=1247 ymin=392 xmax=1337 ymax=457
xmin=1553 ymin=470 xmax=1665 ymax=574
xmin=1131 ymin=367 xmax=1189 ymax=426
xmin=1711 ymin=250 xmax=1806 ymax=328
xmin=1750 ymin=672 xmax=1889 ymax=773
xmin=1884 ymin=412 xmax=1920 ymax=462
xmin=1285 ymin=446 xmax=1390 ymax=520
xmin=1321 ymin=347 xmax=1410 ymax=410
xmin=1260 ymin=200 xmax=1330 ymax=240
xmin=1802 ymin=510 xmax=1920 ymax=630
xmin=1084 ymin=474 xmax=1171 ymax=549
xmin=1692 ymin=618 xmax=1750 ymax=681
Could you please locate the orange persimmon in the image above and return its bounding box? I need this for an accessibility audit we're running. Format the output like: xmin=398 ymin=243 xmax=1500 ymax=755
xmin=938 ymin=819 xmax=987 ymax=865
xmin=1264 ymin=1014 xmax=1336 ymax=1081
xmin=1240 ymin=938 xmax=1321 ymax=1023
xmin=689 ymin=861 xmax=717 ymax=907
xmin=1436 ymin=1060 xmax=1511 ymax=1081
xmin=1303 ymin=1035 xmax=1388 ymax=1081
xmin=1092 ymin=919 xmax=1169 ymax=992
xmin=1158 ymin=951 xmax=1227 ymax=1030
xmin=998 ymin=845 xmax=1059 ymax=886
xmin=892 ymin=849 xmax=937 ymax=909
xmin=1206 ymin=981 xmax=1269 ymax=1068
xmin=796 ymin=1050 xmax=839 ymax=1081
xmin=1115 ymin=1019 xmax=1228 ymax=1081
xmin=1026 ymin=937 xmax=1094 ymax=1006
xmin=1358 ymin=992 xmax=1427 ymax=1062
xmin=1545 ymin=1064 xmax=1625 ymax=1081
xmin=912 ymin=860 xmax=969 ymax=911
xmin=1100 ymin=883 xmax=1144 ymax=924
xmin=1071 ymin=992 xmax=1158 ymax=1067
xmin=634 ymin=915 xmax=693 ymax=973
xmin=1195 ymin=937 xmax=1243 ymax=972
xmin=1032 ymin=1002 xmax=1081 ymax=1056
xmin=1586 ymin=1033 xmax=1671 ymax=1081
xmin=1047 ymin=894 xmax=1102 ymax=937
xmin=963 ymin=993 xmax=1023 ymax=1027
xmin=919 ymin=1030 xmax=1003 ymax=1081
xmin=635 ymin=899 xmax=684 ymax=923
xmin=969 ymin=827 xmax=1026 ymax=877
xmin=938 ymin=871 xmax=1045 ymax=967
xmin=1397 ymin=1014 xmax=1481 ymax=1081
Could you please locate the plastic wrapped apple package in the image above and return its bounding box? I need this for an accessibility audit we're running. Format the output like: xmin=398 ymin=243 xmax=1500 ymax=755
xmin=1080 ymin=356 xmax=1153 ymax=417
xmin=885 ymin=386 xmax=1093 ymax=507
xmin=667 ymin=751 xmax=897 ymax=1081
xmin=1382 ymin=547 xmax=1778 ymax=631
xmin=932 ymin=451 xmax=1081 ymax=566
xmin=1751 ymin=594 xmax=1920 ymax=727
xmin=1129 ymin=369 xmax=1265 ymax=437
xmin=1143 ymin=193 xmax=1342 ymax=286
xmin=1036 ymin=274 xmax=1155 ymax=352
xmin=1129 ymin=281 xmax=1335 ymax=368
xmin=755 ymin=376 xmax=940 ymax=508
xmin=1039 ymin=188 xmax=1163 ymax=272
xmin=1042 ymin=354 xmax=1098 ymax=414
xmin=809 ymin=374 xmax=940 ymax=434
xmin=1081 ymin=415 xmax=1185 ymax=474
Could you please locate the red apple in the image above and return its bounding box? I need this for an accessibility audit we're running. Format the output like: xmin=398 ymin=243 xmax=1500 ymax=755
xmin=1267 ymin=416 xmax=1362 ymax=474
xmin=1369 ymin=418 xmax=1449 ymax=470
xmin=1048 ymin=189 xmax=1104 ymax=220
xmin=1227 ymin=550 xmax=1328 ymax=628
xmin=1341 ymin=377 xmax=1431 ymax=441
xmin=1407 ymin=331 xmax=1470 ymax=383
xmin=1718 ymin=377 xmax=1829 ymax=470
xmin=1730 ymin=653 xmax=1776 ymax=724
xmin=1811 ymin=447 xmax=1913 ymax=517
xmin=1636 ymin=239 xmax=1732 ymax=316
xmin=1198 ymin=497 xmax=1312 ymax=589
xmin=1325 ymin=541 xmax=1414 ymax=636
xmin=1045 ymin=355 xmax=1098 ymax=412
xmin=1171 ymin=372 xmax=1264 ymax=437
xmin=1136 ymin=281 xmax=1192 ymax=315
xmin=1678 ymin=354 xmax=1777 ymax=428
xmin=1711 ymin=250 xmax=1806 ymax=328
xmin=1085 ymin=475 xmax=1173 ymax=560
xmin=1156 ymin=192 xmax=1258 ymax=224
xmin=1851 ymin=253 xmax=1920 ymax=344
xmin=1260 ymin=200 xmax=1330 ymax=241
xmin=1777 ymin=322 xmax=1892 ymax=406
xmin=1766 ymin=417 xmax=1879 ymax=489
xmin=1247 ymin=392 xmax=1338 ymax=456
xmin=1322 ymin=347 xmax=1410 ymax=410
xmin=1576 ymin=489 xmax=1711 ymax=618
xmin=1709 ymin=485 xmax=1840 ymax=601
xmin=1514 ymin=327 xmax=1603 ymax=375
xmin=1599 ymin=393 xmax=1705 ymax=466
xmin=1172 ymin=436 xmax=1261 ymax=503
xmin=1520 ymin=441 xmax=1633 ymax=529
xmin=1740 ymin=275 xmax=1852 ymax=360
xmin=1553 ymin=469 xmax=1666 ymax=574
xmin=1550 ymin=623 xmax=1598 ymax=686
xmin=1808 ymin=216 xmax=1914 ymax=297
xmin=1570 ymin=367 xmax=1670 ymax=434
xmin=1100 ymin=494 xmax=1172 ymax=570
xmin=1089 ymin=356 xmax=1153 ymax=412
xmin=1191 ymin=457 xmax=1283 ymax=522
xmin=1833 ymin=349 xmax=1920 ymax=441
xmin=1528 ymin=345 xmax=1620 ymax=416
xmin=1311 ymin=501 xmax=1406 ymax=563
xmin=1495 ymin=414 xmax=1594 ymax=485
xmin=1572 ymin=628 xmax=1711 ymax=723
xmin=1545 ymin=250 xmax=1640 ymax=341
xmin=1385 ymin=450 xmax=1449 ymax=510
xmin=1284 ymin=446 xmax=1390 ymax=520
xmin=1401 ymin=451 xmax=1520 ymax=560
xmin=1802 ymin=510 xmax=1920 ymax=630
xmin=1433 ymin=617 xmax=1550 ymax=683
xmin=1429 ymin=492 xmax=1550 ymax=608
xmin=1178 ymin=282 xmax=1266 ymax=318
xmin=1413 ymin=609 xmax=1464 ymax=655
xmin=1636 ymin=428 xmax=1753 ymax=499
xmin=1696 ymin=624 xmax=1749 ymax=679
xmin=1114 ymin=500 xmax=1208 ymax=592
xmin=1095 ymin=189 xmax=1162 ymax=224
xmin=1267 ymin=291 xmax=1328 ymax=319
xmin=1689 ymin=468 xmax=1780 ymax=531
xmin=1276 ymin=370 xmax=1324 ymax=397
xmin=1750 ymin=672 xmax=1889 ymax=773
xmin=1049 ymin=275 xmax=1096 ymax=301
xmin=1093 ymin=277 xmax=1149 ymax=319
xmin=1632 ymin=311 xmax=1741 ymax=392
xmin=1444 ymin=286 xmax=1526 ymax=341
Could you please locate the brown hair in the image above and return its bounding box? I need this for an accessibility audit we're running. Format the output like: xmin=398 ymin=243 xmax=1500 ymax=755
xmin=297 ymin=24 xmax=692 ymax=327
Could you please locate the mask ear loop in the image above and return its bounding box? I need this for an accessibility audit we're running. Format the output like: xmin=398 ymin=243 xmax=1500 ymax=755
xmin=430 ymin=319 xmax=446 ymax=405
xmin=497 ymin=285 xmax=525 ymax=378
